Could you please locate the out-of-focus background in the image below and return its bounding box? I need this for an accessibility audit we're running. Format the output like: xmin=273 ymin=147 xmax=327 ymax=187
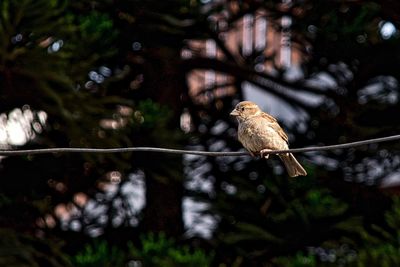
xmin=1 ymin=0 xmax=400 ymax=266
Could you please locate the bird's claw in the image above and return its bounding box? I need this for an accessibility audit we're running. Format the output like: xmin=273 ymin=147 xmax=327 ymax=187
xmin=260 ymin=149 xmax=272 ymax=159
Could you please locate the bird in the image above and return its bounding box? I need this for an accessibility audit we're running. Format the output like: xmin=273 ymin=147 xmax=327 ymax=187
xmin=230 ymin=101 xmax=307 ymax=177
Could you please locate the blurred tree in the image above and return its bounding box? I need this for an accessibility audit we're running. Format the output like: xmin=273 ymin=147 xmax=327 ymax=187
xmin=0 ymin=0 xmax=198 ymax=262
xmin=0 ymin=227 xmax=72 ymax=267
xmin=179 ymin=0 xmax=400 ymax=266
xmin=128 ymin=232 xmax=213 ymax=267
xmin=72 ymin=240 xmax=126 ymax=267
xmin=272 ymin=196 xmax=400 ymax=267
xmin=1 ymin=0 xmax=400 ymax=266
xmin=0 ymin=0 xmax=122 ymax=217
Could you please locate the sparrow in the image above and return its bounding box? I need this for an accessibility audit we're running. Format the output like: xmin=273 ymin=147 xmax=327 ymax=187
xmin=230 ymin=101 xmax=307 ymax=177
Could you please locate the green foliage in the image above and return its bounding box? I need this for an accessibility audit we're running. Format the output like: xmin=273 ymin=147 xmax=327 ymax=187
xmin=135 ymin=99 xmax=173 ymax=129
xmin=385 ymin=196 xmax=400 ymax=232
xmin=0 ymin=0 xmax=74 ymax=111
xmin=272 ymin=196 xmax=400 ymax=267
xmin=354 ymin=243 xmax=400 ymax=267
xmin=215 ymin=172 xmax=357 ymax=263
xmin=304 ymin=189 xmax=349 ymax=219
xmin=0 ymin=228 xmax=72 ymax=267
xmin=273 ymin=241 xmax=400 ymax=267
xmin=2 ymin=1 xmax=400 ymax=267
xmin=79 ymin=12 xmax=115 ymax=41
xmin=223 ymin=222 xmax=284 ymax=245
xmin=70 ymin=10 xmax=119 ymax=64
xmin=273 ymin=251 xmax=317 ymax=267
xmin=73 ymin=240 xmax=126 ymax=267
xmin=351 ymin=196 xmax=400 ymax=266
xmin=72 ymin=234 xmax=213 ymax=267
xmin=128 ymin=233 xmax=213 ymax=267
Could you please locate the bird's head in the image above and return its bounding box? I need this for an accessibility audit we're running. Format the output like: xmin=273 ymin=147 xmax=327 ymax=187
xmin=230 ymin=101 xmax=261 ymax=121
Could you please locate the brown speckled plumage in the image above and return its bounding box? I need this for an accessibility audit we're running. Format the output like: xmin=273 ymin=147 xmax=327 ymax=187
xmin=230 ymin=101 xmax=307 ymax=177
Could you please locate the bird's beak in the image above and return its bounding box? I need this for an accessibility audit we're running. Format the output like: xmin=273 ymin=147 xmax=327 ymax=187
xmin=230 ymin=109 xmax=239 ymax=116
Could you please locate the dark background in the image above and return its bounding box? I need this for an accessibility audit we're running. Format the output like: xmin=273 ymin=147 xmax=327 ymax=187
xmin=1 ymin=0 xmax=400 ymax=266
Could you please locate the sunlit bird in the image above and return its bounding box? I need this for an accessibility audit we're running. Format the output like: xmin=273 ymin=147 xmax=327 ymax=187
xmin=230 ymin=101 xmax=307 ymax=177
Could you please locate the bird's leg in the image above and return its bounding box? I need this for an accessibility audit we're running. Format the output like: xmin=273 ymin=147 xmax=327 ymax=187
xmin=260 ymin=149 xmax=272 ymax=159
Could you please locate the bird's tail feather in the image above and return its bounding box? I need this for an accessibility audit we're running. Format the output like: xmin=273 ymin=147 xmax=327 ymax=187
xmin=279 ymin=153 xmax=307 ymax=177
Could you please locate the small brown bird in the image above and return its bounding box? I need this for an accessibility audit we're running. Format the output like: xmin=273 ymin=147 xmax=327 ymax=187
xmin=230 ymin=101 xmax=307 ymax=177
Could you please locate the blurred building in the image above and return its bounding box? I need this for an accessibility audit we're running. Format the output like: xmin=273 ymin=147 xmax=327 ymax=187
xmin=182 ymin=1 xmax=305 ymax=105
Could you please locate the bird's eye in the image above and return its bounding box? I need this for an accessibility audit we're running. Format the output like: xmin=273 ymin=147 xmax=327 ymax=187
xmin=241 ymin=107 xmax=245 ymax=111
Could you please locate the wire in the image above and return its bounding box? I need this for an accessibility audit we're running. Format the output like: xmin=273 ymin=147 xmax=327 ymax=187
xmin=0 ymin=134 xmax=399 ymax=157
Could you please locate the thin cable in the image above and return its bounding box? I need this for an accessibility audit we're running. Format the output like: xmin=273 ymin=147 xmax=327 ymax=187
xmin=0 ymin=134 xmax=399 ymax=157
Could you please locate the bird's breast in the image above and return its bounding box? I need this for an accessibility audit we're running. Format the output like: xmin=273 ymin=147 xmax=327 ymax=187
xmin=237 ymin=119 xmax=287 ymax=152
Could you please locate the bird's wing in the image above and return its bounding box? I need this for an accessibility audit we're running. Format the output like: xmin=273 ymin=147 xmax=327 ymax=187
xmin=260 ymin=113 xmax=289 ymax=143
